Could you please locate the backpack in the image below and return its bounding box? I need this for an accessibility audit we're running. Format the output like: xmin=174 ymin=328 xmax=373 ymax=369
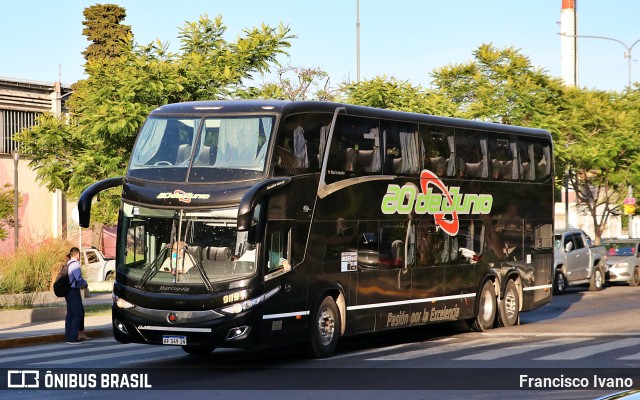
xmin=53 ymin=261 xmax=73 ymax=297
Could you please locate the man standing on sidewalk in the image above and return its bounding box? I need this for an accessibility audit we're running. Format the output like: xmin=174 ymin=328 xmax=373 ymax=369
xmin=65 ymin=247 xmax=90 ymax=344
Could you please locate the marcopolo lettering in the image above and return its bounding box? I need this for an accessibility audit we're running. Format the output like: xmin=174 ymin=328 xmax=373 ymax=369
xmin=381 ymin=169 xmax=493 ymax=236
xmin=156 ymin=190 xmax=210 ymax=203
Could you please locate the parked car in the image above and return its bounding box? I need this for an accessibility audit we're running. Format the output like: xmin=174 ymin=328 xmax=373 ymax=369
xmin=553 ymin=229 xmax=607 ymax=294
xmin=602 ymin=238 xmax=640 ymax=286
xmin=80 ymin=247 xmax=116 ymax=282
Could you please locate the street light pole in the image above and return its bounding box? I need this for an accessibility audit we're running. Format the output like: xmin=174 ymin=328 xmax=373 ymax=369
xmin=560 ymin=33 xmax=640 ymax=88
xmin=356 ymin=0 xmax=360 ymax=83
xmin=12 ymin=151 xmax=19 ymax=254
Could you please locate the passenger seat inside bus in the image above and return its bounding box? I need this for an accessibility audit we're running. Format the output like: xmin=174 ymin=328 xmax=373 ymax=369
xmin=194 ymin=146 xmax=212 ymax=166
xmin=175 ymin=144 xmax=192 ymax=165
xmin=356 ymin=149 xmax=377 ymax=173
xmin=203 ymin=246 xmax=232 ymax=261
xmin=429 ymin=157 xmax=446 ymax=176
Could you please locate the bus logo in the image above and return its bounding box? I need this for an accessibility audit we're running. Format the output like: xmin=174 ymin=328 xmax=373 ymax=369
xmin=381 ymin=169 xmax=493 ymax=236
xmin=156 ymin=190 xmax=211 ymax=203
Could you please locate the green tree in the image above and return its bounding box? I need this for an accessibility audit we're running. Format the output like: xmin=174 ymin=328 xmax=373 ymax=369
xmin=563 ymin=88 xmax=640 ymax=242
xmin=251 ymin=64 xmax=334 ymax=101
xmin=340 ymin=75 xmax=460 ymax=116
xmin=18 ymin=12 xmax=292 ymax=226
xmin=431 ymin=43 xmax=640 ymax=243
xmin=81 ymin=3 xmax=133 ymax=61
xmin=431 ymin=43 xmax=567 ymax=139
xmin=0 ymin=184 xmax=19 ymax=240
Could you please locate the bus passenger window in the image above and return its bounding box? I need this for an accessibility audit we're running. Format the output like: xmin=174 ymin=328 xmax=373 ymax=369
xmin=420 ymin=125 xmax=454 ymax=177
xmin=518 ymin=139 xmax=536 ymax=181
xmin=416 ymin=224 xmax=450 ymax=266
xmin=455 ymin=129 xmax=488 ymax=179
xmin=456 ymin=221 xmax=485 ymax=263
xmin=381 ymin=121 xmax=420 ymax=175
xmin=265 ymin=227 xmax=291 ymax=277
xmin=533 ymin=141 xmax=552 ymax=181
xmin=326 ymin=115 xmax=380 ymax=182
xmin=274 ymin=113 xmax=332 ymax=176
xmin=489 ymin=135 xmax=518 ymax=181
xmin=379 ymin=223 xmax=411 ymax=269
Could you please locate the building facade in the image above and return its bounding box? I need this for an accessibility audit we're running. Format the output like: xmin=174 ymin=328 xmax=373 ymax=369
xmin=0 ymin=76 xmax=82 ymax=255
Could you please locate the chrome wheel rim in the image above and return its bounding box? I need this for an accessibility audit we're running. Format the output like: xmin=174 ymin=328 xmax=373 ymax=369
xmin=504 ymin=290 xmax=517 ymax=319
xmin=317 ymin=307 xmax=335 ymax=346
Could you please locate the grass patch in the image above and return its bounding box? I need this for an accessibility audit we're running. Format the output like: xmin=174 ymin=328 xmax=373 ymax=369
xmin=0 ymin=238 xmax=73 ymax=296
xmin=84 ymin=303 xmax=112 ymax=317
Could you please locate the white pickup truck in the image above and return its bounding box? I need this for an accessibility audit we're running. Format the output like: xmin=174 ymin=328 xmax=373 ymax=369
xmin=553 ymin=229 xmax=607 ymax=294
xmin=80 ymin=247 xmax=116 ymax=282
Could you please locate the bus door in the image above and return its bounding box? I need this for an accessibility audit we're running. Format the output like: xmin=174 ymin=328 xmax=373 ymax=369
xmin=354 ymin=220 xmax=413 ymax=333
xmin=259 ymin=220 xmax=308 ymax=341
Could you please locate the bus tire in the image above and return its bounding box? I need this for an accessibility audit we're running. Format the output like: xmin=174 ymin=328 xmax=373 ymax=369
xmin=181 ymin=344 xmax=216 ymax=355
xmin=497 ymin=279 xmax=520 ymax=327
xmin=472 ymin=280 xmax=496 ymax=332
xmin=309 ymin=296 xmax=341 ymax=358
xmin=589 ymin=265 xmax=604 ymax=291
xmin=554 ymin=271 xmax=566 ymax=295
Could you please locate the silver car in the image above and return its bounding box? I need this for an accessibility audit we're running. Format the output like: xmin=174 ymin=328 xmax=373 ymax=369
xmin=602 ymin=239 xmax=640 ymax=286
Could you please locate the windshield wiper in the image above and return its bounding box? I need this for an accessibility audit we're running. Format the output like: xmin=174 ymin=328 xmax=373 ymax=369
xmin=182 ymin=245 xmax=215 ymax=293
xmin=136 ymin=246 xmax=169 ymax=290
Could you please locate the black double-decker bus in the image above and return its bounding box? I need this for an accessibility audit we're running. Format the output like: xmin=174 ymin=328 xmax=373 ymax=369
xmin=79 ymin=100 xmax=554 ymax=357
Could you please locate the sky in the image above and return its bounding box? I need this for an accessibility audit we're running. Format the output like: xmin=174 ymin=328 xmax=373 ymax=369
xmin=2 ymin=0 xmax=640 ymax=92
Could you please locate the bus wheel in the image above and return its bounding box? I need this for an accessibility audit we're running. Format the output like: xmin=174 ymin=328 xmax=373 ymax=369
xmin=497 ymin=280 xmax=520 ymax=327
xmin=309 ymin=296 xmax=341 ymax=358
xmin=554 ymin=271 xmax=566 ymax=295
xmin=181 ymin=345 xmax=216 ymax=355
xmin=472 ymin=281 xmax=496 ymax=332
xmin=589 ymin=265 xmax=604 ymax=291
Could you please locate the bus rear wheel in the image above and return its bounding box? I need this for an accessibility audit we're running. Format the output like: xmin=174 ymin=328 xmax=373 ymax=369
xmin=181 ymin=344 xmax=216 ymax=355
xmin=472 ymin=280 xmax=496 ymax=332
xmin=497 ymin=280 xmax=520 ymax=327
xmin=309 ymin=296 xmax=341 ymax=358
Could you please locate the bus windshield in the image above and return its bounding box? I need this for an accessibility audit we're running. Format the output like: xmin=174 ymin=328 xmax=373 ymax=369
xmin=128 ymin=115 xmax=275 ymax=182
xmin=119 ymin=203 xmax=256 ymax=289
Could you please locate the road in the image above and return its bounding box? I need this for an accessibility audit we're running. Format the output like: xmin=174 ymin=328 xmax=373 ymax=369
xmin=3 ymin=284 xmax=640 ymax=400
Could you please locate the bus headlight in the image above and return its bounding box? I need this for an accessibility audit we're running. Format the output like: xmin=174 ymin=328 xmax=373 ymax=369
xmin=219 ymin=287 xmax=280 ymax=315
xmin=113 ymin=294 xmax=136 ymax=309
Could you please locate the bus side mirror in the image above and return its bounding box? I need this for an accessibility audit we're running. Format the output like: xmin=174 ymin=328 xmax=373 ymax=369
xmin=77 ymin=177 xmax=124 ymax=228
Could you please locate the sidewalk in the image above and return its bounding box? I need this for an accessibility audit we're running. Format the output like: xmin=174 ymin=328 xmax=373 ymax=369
xmin=0 ymin=293 xmax=113 ymax=348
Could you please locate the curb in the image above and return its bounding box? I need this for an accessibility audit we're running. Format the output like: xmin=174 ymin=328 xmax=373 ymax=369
xmin=0 ymin=327 xmax=112 ymax=349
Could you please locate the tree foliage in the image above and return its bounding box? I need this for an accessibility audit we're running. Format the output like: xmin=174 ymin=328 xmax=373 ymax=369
xmin=340 ymin=76 xmax=460 ymax=116
xmin=253 ymin=64 xmax=334 ymax=101
xmin=18 ymin=11 xmax=292 ymax=225
xmin=0 ymin=184 xmax=19 ymax=241
xmin=81 ymin=4 xmax=132 ymax=61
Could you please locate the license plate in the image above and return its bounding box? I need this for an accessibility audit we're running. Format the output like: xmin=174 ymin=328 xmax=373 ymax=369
xmin=162 ymin=335 xmax=187 ymax=345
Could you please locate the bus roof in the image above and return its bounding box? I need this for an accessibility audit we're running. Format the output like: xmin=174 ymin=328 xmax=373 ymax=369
xmin=151 ymin=100 xmax=551 ymax=139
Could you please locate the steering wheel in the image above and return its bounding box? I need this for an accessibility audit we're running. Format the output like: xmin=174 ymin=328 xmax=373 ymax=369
xmin=154 ymin=161 xmax=172 ymax=166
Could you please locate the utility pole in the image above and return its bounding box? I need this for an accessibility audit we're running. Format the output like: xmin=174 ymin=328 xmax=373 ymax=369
xmin=356 ymin=0 xmax=360 ymax=83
